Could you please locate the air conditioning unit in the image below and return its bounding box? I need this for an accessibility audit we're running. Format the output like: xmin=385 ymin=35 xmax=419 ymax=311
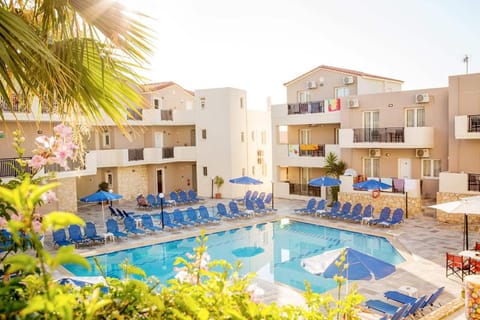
xmin=369 ymin=148 xmax=381 ymax=157
xmin=416 ymin=148 xmax=430 ymax=158
xmin=415 ymin=93 xmax=430 ymax=103
xmin=306 ymin=80 xmax=317 ymax=89
xmin=348 ymin=98 xmax=360 ymax=108
xmin=343 ymin=76 xmax=354 ymax=85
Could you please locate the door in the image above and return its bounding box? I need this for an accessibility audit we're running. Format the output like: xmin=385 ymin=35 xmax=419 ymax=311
xmin=154 ymin=132 xmax=164 ymax=148
xmin=398 ymin=158 xmax=412 ymax=179
xmin=156 ymin=169 xmax=164 ymax=194
xmin=363 ymin=111 xmax=379 ymax=141
xmin=300 ymin=167 xmax=311 ymax=194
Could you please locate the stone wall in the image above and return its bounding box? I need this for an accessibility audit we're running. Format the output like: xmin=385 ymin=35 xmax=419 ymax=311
xmin=37 ymin=177 xmax=78 ymax=215
xmin=117 ymin=166 xmax=149 ymax=200
xmin=338 ymin=191 xmax=422 ymax=218
xmin=436 ymin=192 xmax=480 ymax=224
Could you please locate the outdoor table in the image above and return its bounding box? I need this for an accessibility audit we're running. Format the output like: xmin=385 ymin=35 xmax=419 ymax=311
xmin=103 ymin=232 xmax=115 ymax=243
xmin=459 ymin=250 xmax=480 ymax=261
xmin=398 ymin=285 xmax=418 ymax=297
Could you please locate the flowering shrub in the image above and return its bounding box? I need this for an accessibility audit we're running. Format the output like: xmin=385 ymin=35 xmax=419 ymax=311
xmin=0 ymin=127 xmax=365 ymax=319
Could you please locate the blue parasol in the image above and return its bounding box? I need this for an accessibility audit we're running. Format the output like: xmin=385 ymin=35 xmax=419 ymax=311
xmin=229 ymin=176 xmax=263 ymax=185
xmin=80 ymin=191 xmax=123 ymax=225
xmin=301 ymin=247 xmax=396 ymax=280
xmin=353 ymin=179 xmax=391 ymax=191
xmin=308 ymin=176 xmax=341 ymax=187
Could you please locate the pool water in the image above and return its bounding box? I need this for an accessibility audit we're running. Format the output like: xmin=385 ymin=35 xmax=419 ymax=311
xmin=64 ymin=220 xmax=405 ymax=293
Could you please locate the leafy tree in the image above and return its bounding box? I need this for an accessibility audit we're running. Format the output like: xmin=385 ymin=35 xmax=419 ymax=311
xmin=324 ymin=152 xmax=347 ymax=202
xmin=0 ymin=0 xmax=152 ymax=128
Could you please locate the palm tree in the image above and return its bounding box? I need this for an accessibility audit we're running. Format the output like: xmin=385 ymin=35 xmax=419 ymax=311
xmin=324 ymin=152 xmax=347 ymax=202
xmin=0 ymin=0 xmax=153 ymax=128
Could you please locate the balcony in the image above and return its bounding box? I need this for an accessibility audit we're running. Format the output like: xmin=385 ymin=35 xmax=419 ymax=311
xmin=95 ymin=145 xmax=196 ymax=167
xmin=0 ymin=152 xmax=96 ymax=180
xmin=339 ymin=126 xmax=434 ymax=149
xmin=455 ymin=115 xmax=480 ymax=139
xmin=135 ymin=108 xmax=195 ymax=125
xmin=273 ymin=144 xmax=340 ymax=168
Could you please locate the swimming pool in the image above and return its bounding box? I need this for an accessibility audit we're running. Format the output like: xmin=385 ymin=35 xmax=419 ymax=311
xmin=64 ymin=219 xmax=405 ymax=293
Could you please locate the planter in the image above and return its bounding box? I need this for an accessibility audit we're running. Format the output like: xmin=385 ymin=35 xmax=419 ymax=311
xmin=215 ymin=193 xmax=222 ymax=199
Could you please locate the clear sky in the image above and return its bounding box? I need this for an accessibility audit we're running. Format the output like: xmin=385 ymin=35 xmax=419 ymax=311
xmin=123 ymin=0 xmax=480 ymax=109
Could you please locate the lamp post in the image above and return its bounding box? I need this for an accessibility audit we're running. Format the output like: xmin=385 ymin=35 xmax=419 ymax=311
xmin=159 ymin=193 xmax=165 ymax=229
xmin=211 ymin=177 xmax=214 ymax=199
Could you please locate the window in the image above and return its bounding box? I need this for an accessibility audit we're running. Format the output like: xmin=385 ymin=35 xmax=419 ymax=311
xmin=297 ymin=90 xmax=311 ymax=103
xmin=335 ymin=87 xmax=350 ymax=98
xmin=242 ymin=168 xmax=246 ymax=176
xmin=105 ymin=173 xmax=113 ymax=187
xmin=200 ymin=97 xmax=206 ymax=109
xmin=363 ymin=158 xmax=380 ymax=177
xmin=203 ymin=167 xmax=208 ymax=176
xmin=154 ymin=98 xmax=159 ymax=109
xmin=363 ymin=111 xmax=379 ymax=129
xmin=406 ymin=108 xmax=425 ymax=127
xmin=257 ymin=150 xmax=264 ymax=165
xmin=422 ymin=159 xmax=441 ymax=178
xmin=261 ymin=131 xmax=267 ymax=145
xmin=278 ymin=126 xmax=288 ymax=144
xmin=103 ymin=131 xmax=110 ymax=148
xmin=252 ymin=166 xmax=255 ymax=175
xmin=202 ymin=129 xmax=207 ymax=139
xmin=241 ymin=131 xmax=245 ymax=142
xmin=251 ymin=131 xmax=255 ymax=141
xmin=240 ymin=97 xmax=244 ymax=109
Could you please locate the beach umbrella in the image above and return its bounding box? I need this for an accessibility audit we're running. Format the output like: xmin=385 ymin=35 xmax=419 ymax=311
xmin=353 ymin=179 xmax=391 ymax=191
xmin=430 ymin=197 xmax=480 ymax=250
xmin=301 ymin=247 xmax=396 ymax=280
xmin=80 ymin=190 xmax=123 ymax=226
xmin=308 ymin=176 xmax=341 ymax=187
xmin=229 ymin=176 xmax=263 ymax=185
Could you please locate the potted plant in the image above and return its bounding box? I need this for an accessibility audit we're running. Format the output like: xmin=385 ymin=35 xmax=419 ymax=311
xmin=213 ymin=176 xmax=224 ymax=199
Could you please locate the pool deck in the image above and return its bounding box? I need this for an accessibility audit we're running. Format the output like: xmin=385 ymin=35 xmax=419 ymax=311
xmin=48 ymin=197 xmax=471 ymax=319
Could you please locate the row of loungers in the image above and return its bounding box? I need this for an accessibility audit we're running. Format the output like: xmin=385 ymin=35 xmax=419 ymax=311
xmin=235 ymin=191 xmax=273 ymax=207
xmin=137 ymin=190 xmax=204 ymax=210
xmin=293 ymin=198 xmax=404 ymax=227
xmin=52 ymin=206 xmax=222 ymax=247
xmin=364 ymin=286 xmax=444 ymax=319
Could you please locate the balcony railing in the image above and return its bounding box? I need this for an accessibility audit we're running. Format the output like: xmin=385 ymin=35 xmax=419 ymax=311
xmin=468 ymin=115 xmax=480 ymax=132
xmin=287 ymin=101 xmax=325 ymax=115
xmin=0 ymin=157 xmax=33 ymax=177
xmin=288 ymin=144 xmax=326 ymax=157
xmin=162 ymin=147 xmax=174 ymax=159
xmin=353 ymin=127 xmax=405 ymax=143
xmin=44 ymin=157 xmax=86 ymax=173
xmin=469 ymin=173 xmax=480 ymax=192
xmin=128 ymin=148 xmax=144 ymax=161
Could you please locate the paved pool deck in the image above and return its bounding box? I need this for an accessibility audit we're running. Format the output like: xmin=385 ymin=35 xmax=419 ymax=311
xmin=48 ymin=197 xmax=472 ymax=319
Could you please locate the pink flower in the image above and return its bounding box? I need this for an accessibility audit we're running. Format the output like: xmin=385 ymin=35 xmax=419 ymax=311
xmin=41 ymin=190 xmax=57 ymax=204
xmin=29 ymin=155 xmax=47 ymax=169
xmin=35 ymin=135 xmax=55 ymax=149
xmin=32 ymin=220 xmax=42 ymax=233
xmin=54 ymin=124 xmax=73 ymax=139
xmin=0 ymin=216 xmax=6 ymax=228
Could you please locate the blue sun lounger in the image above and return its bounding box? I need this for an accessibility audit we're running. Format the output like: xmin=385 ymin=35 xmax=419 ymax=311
xmin=106 ymin=219 xmax=128 ymax=239
xmin=365 ymin=299 xmax=403 ymax=315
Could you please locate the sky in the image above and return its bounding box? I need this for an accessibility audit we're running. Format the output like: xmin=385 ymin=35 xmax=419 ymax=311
xmin=122 ymin=0 xmax=480 ymax=109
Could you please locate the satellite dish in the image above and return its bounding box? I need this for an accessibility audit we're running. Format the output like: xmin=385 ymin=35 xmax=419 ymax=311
xmin=344 ymin=168 xmax=358 ymax=176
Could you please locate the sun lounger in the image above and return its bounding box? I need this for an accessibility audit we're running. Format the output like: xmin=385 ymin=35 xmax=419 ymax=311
xmin=351 ymin=204 xmax=374 ymax=223
xmin=365 ymin=299 xmax=403 ymax=315
xmin=106 ymin=219 xmax=128 ymax=239
xmin=68 ymin=224 xmax=92 ymax=247
xmin=313 ymin=199 xmax=326 ymax=216
xmin=321 ymin=201 xmax=341 ymax=218
xmin=198 ymin=206 xmax=221 ymax=222
xmin=124 ymin=216 xmax=146 ymax=235
xmin=330 ymin=202 xmax=352 ymax=219
xmin=384 ymin=290 xmax=417 ymax=305
xmin=141 ymin=214 xmax=163 ymax=231
xmin=185 ymin=207 xmax=208 ymax=224
xmin=217 ymin=203 xmax=239 ymax=219
xmin=378 ymin=208 xmax=404 ymax=227
xmin=294 ymin=198 xmax=316 ymax=214
xmin=162 ymin=212 xmax=182 ymax=229
xmin=173 ymin=209 xmax=195 ymax=227
xmin=343 ymin=203 xmax=362 ymax=221
xmin=52 ymin=229 xmax=73 ymax=247
xmin=368 ymin=207 xmax=391 ymax=225
xmin=229 ymin=201 xmax=251 ymax=217
xmin=84 ymin=222 xmax=106 ymax=244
